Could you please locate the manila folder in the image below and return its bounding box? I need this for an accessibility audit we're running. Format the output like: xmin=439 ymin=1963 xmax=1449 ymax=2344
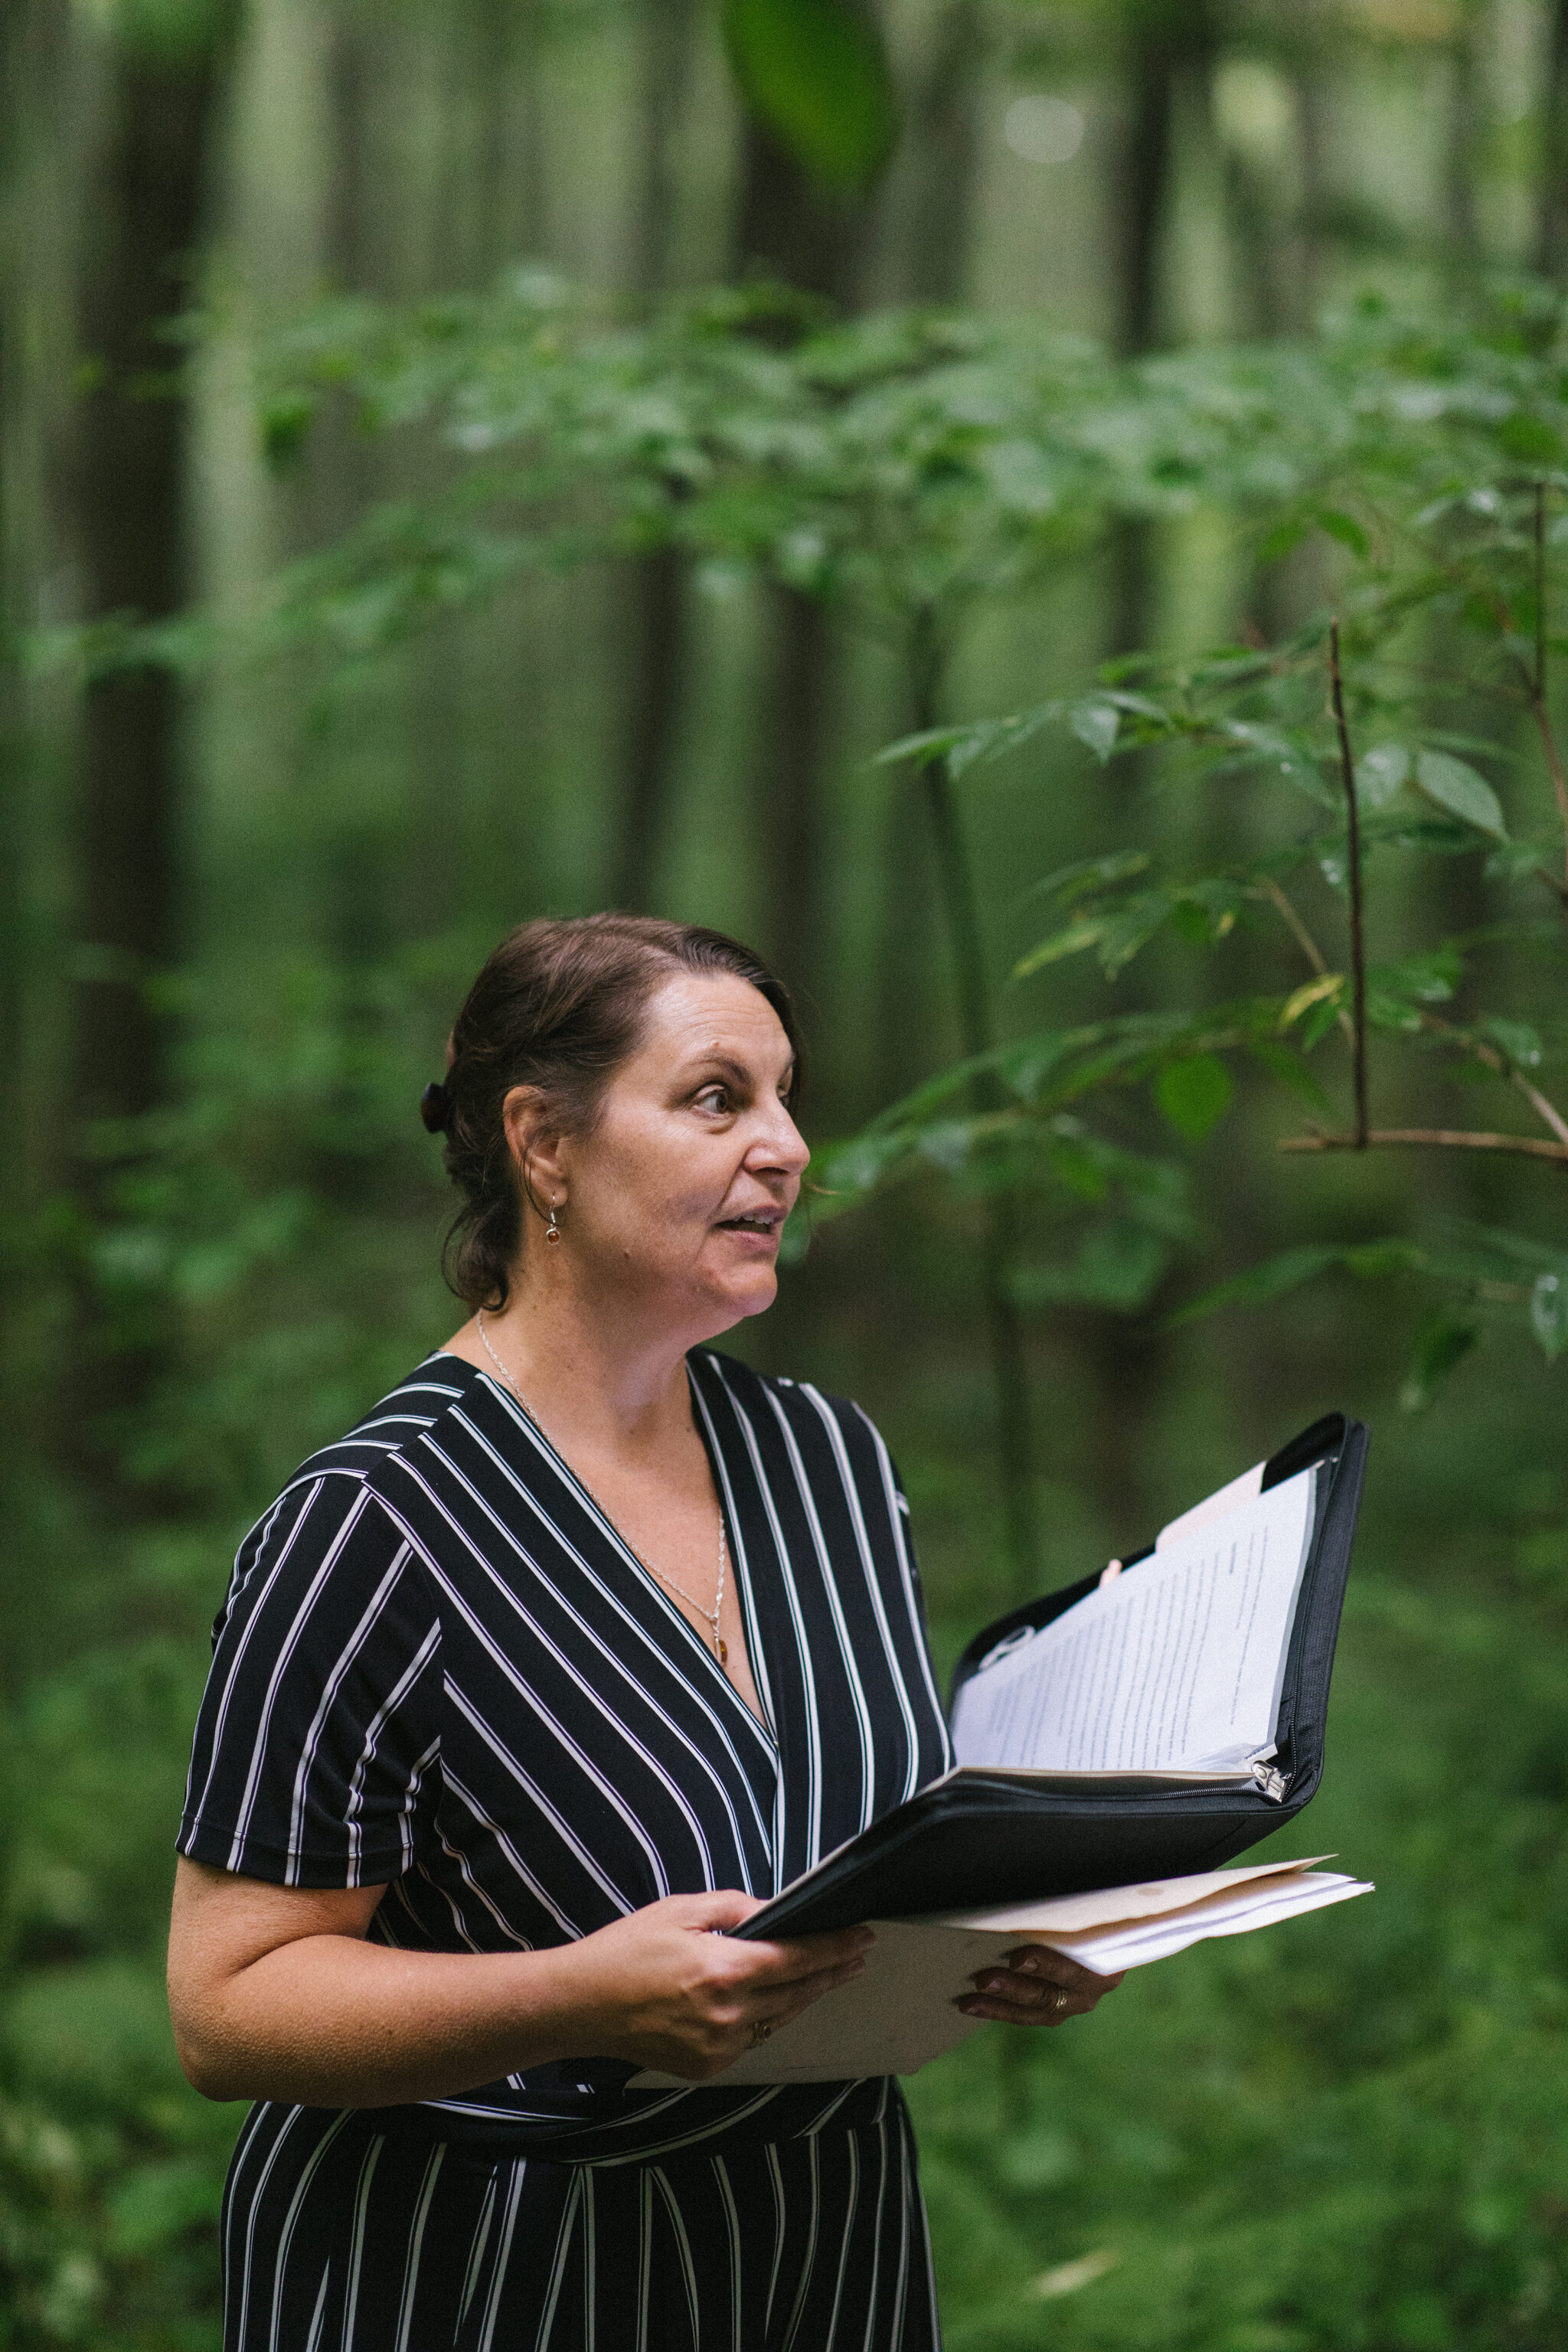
xmin=628 ymin=1856 xmax=1370 ymax=2088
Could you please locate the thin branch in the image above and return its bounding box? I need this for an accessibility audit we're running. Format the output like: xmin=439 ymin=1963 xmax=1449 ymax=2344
xmin=1328 ymin=619 xmax=1370 ymax=1145
xmin=1512 ymin=1071 xmax=1568 ymax=1148
xmin=1256 ymin=876 xmax=1358 ymax=1050
xmin=1415 ymin=1008 xmax=1568 ymax=1148
xmin=1279 ymin=1127 xmax=1568 ymax=1165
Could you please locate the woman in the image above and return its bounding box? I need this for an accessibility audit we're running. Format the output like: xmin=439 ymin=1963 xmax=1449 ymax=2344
xmin=168 ymin=914 xmax=1118 ymax=2350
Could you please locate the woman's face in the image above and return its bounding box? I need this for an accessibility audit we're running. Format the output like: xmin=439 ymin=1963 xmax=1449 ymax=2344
xmin=537 ymin=972 xmax=809 ymax=1338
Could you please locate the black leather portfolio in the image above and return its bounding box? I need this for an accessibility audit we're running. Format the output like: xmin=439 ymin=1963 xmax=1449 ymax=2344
xmin=737 ymin=1413 xmax=1368 ymax=1942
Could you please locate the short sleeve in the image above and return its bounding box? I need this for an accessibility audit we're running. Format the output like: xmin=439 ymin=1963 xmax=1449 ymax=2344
xmin=178 ymin=1474 xmax=442 ymax=1889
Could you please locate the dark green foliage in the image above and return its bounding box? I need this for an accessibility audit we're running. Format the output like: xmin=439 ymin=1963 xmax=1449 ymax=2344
xmin=722 ymin=0 xmax=900 ymax=191
xmin=856 ymin=283 xmax=1568 ymax=1404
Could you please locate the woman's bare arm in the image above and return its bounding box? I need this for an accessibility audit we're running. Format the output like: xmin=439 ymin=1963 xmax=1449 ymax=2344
xmin=167 ymin=1858 xmax=871 ymax=2107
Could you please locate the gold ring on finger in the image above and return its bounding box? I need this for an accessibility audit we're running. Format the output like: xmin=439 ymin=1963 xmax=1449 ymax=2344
xmin=1049 ymin=1985 xmax=1069 ymax=2014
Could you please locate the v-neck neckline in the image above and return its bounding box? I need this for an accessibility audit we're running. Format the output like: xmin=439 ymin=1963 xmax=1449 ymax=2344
xmin=435 ymin=1350 xmax=777 ymax=1749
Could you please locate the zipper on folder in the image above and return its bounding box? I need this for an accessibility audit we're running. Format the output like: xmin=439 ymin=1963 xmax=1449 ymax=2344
xmin=1250 ymin=1759 xmax=1289 ymax=1803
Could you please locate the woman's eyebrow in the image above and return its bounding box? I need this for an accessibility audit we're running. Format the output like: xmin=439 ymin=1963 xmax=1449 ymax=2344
xmin=684 ymin=1049 xmax=792 ymax=1090
xmin=695 ymin=1050 xmax=750 ymax=1080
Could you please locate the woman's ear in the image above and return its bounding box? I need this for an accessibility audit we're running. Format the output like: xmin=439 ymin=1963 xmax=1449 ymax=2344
xmin=501 ymin=1086 xmax=567 ymax=1217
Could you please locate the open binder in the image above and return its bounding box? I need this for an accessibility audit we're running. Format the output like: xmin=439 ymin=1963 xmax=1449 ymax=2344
xmin=734 ymin=1412 xmax=1367 ymax=1944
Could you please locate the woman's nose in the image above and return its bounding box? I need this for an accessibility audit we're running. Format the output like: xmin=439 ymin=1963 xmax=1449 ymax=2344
xmin=751 ymin=1106 xmax=810 ymax=1175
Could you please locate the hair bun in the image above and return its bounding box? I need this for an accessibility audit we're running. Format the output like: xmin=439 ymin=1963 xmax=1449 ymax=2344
xmin=420 ymin=1080 xmax=449 ymax=1134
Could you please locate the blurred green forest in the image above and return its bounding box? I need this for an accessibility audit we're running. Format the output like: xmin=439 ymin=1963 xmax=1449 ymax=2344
xmin=2 ymin=0 xmax=1566 ymax=2344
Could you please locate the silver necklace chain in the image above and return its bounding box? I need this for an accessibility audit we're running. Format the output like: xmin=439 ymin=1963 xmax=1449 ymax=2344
xmin=475 ymin=1309 xmax=730 ymax=1663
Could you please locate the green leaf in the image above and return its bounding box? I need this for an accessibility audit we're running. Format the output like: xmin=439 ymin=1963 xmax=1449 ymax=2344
xmin=1044 ymin=1132 xmax=1111 ymax=1203
xmin=1257 ymin=512 xmax=1311 ymax=564
xmin=1355 ymin=743 xmax=1410 ymax=810
xmin=812 ymin=1131 xmax=910 ymax=1194
xmin=1014 ymin=918 xmax=1107 ymax=979
xmin=1485 ymin=839 xmax=1552 ymax=884
xmin=1279 ymin=974 xmax=1344 ymax=1031
xmin=1478 ymin=1018 xmax=1544 ymax=1070
xmin=1067 ymin=698 xmax=1119 ymax=762
xmin=1413 ymin=750 xmax=1508 ymax=841
xmin=1497 ymin=412 xmax=1564 ymax=465
xmin=1316 ymin=507 xmax=1370 ymax=557
xmin=722 ymin=0 xmax=900 ymax=191
xmin=1301 ymin=995 xmax=1347 ymax=1050
xmin=1096 ymin=893 xmax=1175 ymax=975
xmin=916 ymin=1120 xmax=975 ymax=1174
xmin=1530 ymin=1271 xmax=1568 ymax=1361
xmin=1248 ymin=1039 xmax=1337 ymax=1119
xmin=1342 ymin=1240 xmax=1427 ymax=1279
xmin=1155 ymin=1054 xmax=1233 ymax=1141
xmin=1011 ymin=1222 xmax=1168 ymax=1314
xmin=1367 ymin=990 xmax=1424 ymax=1034
xmin=1164 ymin=1244 xmax=1344 ymax=1329
xmin=997 ymin=1031 xmax=1080 ymax=1101
xmin=260 ymin=391 xmax=315 ymax=474
xmin=1026 ymin=851 xmax=1151 ymax=908
xmin=873 ymin=724 xmax=972 ymax=769
xmin=1400 ymin=1311 xmax=1480 ymax=1413
xmin=1368 ymin=946 xmax=1462 ymax=1004
xmin=1174 ymin=878 xmax=1241 ymax=939
xmin=1170 ymin=900 xmax=1211 ymax=945
xmin=1165 ymin=1236 xmax=1427 ymax=1331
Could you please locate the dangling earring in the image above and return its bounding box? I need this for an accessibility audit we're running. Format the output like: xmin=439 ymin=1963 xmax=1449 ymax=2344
xmin=545 ymin=1203 xmax=563 ymax=1247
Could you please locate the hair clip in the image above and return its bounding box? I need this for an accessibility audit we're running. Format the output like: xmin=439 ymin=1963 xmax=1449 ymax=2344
xmin=420 ymin=1080 xmax=449 ymax=1134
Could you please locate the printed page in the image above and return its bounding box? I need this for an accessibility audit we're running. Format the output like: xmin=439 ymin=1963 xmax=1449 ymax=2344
xmin=951 ymin=1465 xmax=1316 ymax=1774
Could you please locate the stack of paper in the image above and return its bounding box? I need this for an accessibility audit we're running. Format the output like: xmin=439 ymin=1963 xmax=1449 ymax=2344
xmin=629 ymin=1856 xmax=1372 ymax=2089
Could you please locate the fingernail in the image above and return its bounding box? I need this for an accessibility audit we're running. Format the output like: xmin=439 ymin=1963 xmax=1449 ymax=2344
xmin=1016 ymin=1956 xmax=1039 ymax=1975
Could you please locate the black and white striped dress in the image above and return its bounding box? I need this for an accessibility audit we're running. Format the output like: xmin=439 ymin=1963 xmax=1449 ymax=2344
xmin=179 ymin=1348 xmax=954 ymax=2350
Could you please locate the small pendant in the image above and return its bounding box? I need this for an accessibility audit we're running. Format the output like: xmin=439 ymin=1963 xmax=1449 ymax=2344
xmin=716 ymin=1637 xmax=728 ymax=1664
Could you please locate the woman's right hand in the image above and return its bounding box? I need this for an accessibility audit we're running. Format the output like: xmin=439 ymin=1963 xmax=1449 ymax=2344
xmin=544 ymin=1890 xmax=873 ymax=2080
xmin=168 ymin=1858 xmax=869 ymax=2107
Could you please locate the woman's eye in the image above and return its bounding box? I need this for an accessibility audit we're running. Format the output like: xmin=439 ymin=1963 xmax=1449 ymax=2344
xmin=695 ymin=1085 xmax=730 ymax=1113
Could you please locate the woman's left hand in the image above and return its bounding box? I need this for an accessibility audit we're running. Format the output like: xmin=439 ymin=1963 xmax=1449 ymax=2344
xmin=956 ymin=1946 xmax=1122 ymax=2028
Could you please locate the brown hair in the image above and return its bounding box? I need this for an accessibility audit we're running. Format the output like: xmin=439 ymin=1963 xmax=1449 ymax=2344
xmin=427 ymin=914 xmax=801 ymax=1311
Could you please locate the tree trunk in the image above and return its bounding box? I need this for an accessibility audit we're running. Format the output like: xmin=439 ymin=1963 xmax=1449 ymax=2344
xmin=1083 ymin=0 xmax=1205 ymax=1534
xmin=873 ymin=0 xmax=985 ymax=1092
xmin=752 ymin=580 xmax=836 ymax=1006
xmin=615 ymin=0 xmax=701 ymax=913
xmin=904 ymin=0 xmax=982 ymax=305
xmin=1108 ymin=1 xmax=1204 ymax=659
xmin=1443 ymin=1 xmax=1484 ymax=283
xmin=1540 ymin=0 xmax=1568 ymax=279
xmin=1293 ymin=48 xmax=1331 ymax=328
xmin=616 ymin=543 xmax=691 ymax=912
xmin=67 ymin=8 xmax=235 ymax=1477
xmin=908 ymin=609 xmax=1039 ymax=1591
xmin=631 ymin=0 xmax=697 ymax=297
xmin=730 ymin=118 xmax=873 ymax=1005
xmin=733 ymin=116 xmax=871 ymax=305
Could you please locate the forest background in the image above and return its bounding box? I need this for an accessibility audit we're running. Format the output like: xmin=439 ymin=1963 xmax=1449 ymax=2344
xmin=4 ymin=0 xmax=1568 ymax=2344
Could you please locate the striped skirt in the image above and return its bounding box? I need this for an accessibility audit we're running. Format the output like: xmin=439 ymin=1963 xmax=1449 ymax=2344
xmin=220 ymin=2090 xmax=942 ymax=2350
